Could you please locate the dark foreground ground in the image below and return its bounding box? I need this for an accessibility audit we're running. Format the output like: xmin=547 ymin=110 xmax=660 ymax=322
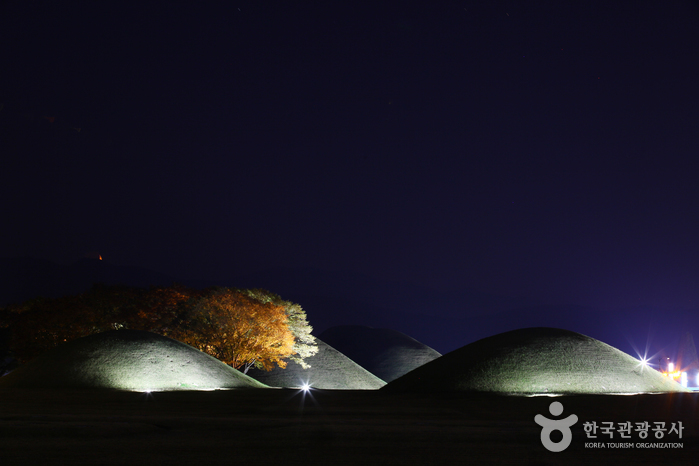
xmin=0 ymin=388 xmax=696 ymax=465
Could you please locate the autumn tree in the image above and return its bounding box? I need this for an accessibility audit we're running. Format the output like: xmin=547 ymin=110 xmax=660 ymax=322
xmin=172 ymin=287 xmax=295 ymax=372
xmin=241 ymin=288 xmax=318 ymax=368
xmin=2 ymin=284 xmax=315 ymax=374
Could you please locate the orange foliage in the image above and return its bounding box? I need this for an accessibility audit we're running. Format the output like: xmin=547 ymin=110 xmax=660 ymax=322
xmin=127 ymin=285 xmax=201 ymax=334
xmin=172 ymin=288 xmax=295 ymax=370
xmin=3 ymin=284 xmax=297 ymax=371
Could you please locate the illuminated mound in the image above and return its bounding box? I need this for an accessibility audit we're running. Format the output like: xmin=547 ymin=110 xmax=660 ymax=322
xmin=0 ymin=330 xmax=267 ymax=391
xmin=319 ymin=325 xmax=441 ymax=382
xmin=383 ymin=327 xmax=691 ymax=394
xmin=247 ymin=339 xmax=385 ymax=389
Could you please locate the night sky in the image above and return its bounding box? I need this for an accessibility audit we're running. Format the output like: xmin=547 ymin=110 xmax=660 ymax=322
xmin=2 ymin=2 xmax=698 ymax=356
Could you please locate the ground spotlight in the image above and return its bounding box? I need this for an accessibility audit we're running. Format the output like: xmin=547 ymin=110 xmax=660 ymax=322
xmin=635 ymin=356 xmax=650 ymax=372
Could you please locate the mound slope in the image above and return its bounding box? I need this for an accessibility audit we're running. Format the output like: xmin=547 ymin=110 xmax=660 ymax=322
xmin=247 ymin=338 xmax=385 ymax=389
xmin=319 ymin=325 xmax=441 ymax=382
xmin=0 ymin=330 xmax=267 ymax=391
xmin=383 ymin=327 xmax=690 ymax=394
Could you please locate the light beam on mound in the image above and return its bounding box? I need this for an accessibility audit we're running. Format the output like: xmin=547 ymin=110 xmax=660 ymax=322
xmin=0 ymin=330 xmax=269 ymax=391
xmin=382 ymin=328 xmax=692 ymax=395
xmin=627 ymin=332 xmax=664 ymax=375
xmin=635 ymin=357 xmax=650 ymax=373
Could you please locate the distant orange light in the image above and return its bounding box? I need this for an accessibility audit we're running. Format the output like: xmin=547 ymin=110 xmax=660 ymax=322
xmin=99 ymin=255 xmax=103 ymax=260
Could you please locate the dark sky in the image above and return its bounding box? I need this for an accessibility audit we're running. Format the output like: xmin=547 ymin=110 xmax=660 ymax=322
xmin=2 ymin=1 xmax=698 ymax=344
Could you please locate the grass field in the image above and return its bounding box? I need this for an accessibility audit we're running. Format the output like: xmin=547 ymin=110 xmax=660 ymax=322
xmin=0 ymin=387 xmax=696 ymax=465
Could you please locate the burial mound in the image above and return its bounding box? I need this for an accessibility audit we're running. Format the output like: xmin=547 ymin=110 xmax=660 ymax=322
xmin=383 ymin=327 xmax=690 ymax=394
xmin=0 ymin=330 xmax=267 ymax=391
xmin=319 ymin=325 xmax=441 ymax=382
xmin=247 ymin=338 xmax=385 ymax=389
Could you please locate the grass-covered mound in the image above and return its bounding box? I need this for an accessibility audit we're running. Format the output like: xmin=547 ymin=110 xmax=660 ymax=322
xmin=319 ymin=325 xmax=441 ymax=382
xmin=383 ymin=327 xmax=690 ymax=394
xmin=0 ymin=330 xmax=267 ymax=391
xmin=247 ymin=338 xmax=385 ymax=389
